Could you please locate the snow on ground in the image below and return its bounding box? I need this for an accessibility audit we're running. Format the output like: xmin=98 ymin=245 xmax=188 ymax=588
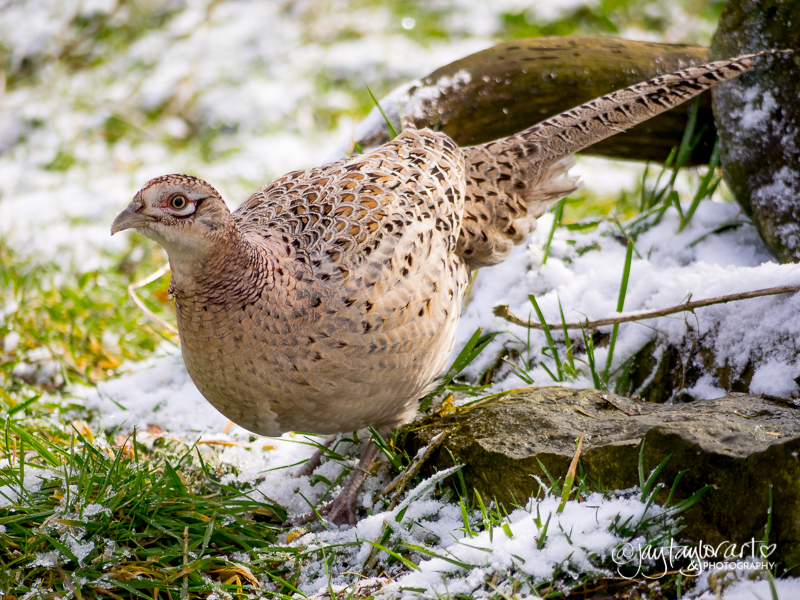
xmin=79 ymin=343 xmax=231 ymax=434
xmin=0 ymin=0 xmax=495 ymax=267
xmin=694 ymin=577 xmax=800 ymax=600
xmin=0 ymin=0 xmax=717 ymax=268
xmin=292 ymin=490 xmax=664 ymax=597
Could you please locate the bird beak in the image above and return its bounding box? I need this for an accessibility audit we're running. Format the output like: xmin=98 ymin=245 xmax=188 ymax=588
xmin=111 ymin=203 xmax=155 ymax=235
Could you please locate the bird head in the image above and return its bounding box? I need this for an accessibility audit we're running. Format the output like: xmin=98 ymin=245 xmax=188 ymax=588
xmin=111 ymin=174 xmax=233 ymax=259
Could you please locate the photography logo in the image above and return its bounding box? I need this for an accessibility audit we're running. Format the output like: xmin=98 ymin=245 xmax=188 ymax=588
xmin=611 ymin=539 xmax=777 ymax=579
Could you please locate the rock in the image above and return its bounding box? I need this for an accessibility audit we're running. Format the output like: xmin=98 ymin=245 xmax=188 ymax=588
xmin=402 ymin=387 xmax=800 ymax=574
xmin=710 ymin=0 xmax=800 ymax=263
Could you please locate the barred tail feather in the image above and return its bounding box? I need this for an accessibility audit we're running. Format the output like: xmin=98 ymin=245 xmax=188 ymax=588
xmin=517 ymin=50 xmax=792 ymax=169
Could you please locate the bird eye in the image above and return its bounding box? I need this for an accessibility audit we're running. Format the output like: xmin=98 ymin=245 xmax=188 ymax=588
xmin=170 ymin=195 xmax=188 ymax=210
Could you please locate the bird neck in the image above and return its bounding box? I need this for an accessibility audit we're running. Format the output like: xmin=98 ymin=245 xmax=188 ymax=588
xmin=167 ymin=222 xmax=272 ymax=305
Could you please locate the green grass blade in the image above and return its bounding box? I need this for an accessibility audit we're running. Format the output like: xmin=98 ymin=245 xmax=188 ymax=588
xmin=763 ymin=483 xmax=774 ymax=549
xmin=581 ymin=325 xmax=602 ymax=390
xmin=536 ymin=512 xmax=551 ymax=549
xmin=363 ymin=540 xmax=420 ymax=571
xmin=541 ymin=199 xmax=564 ymax=265
xmin=538 ymin=360 xmax=560 ymax=382
xmin=364 ymin=82 xmax=398 ymax=139
xmin=528 ymin=295 xmax=563 ymax=381
xmin=535 ymin=458 xmax=560 ymax=496
xmin=420 ymin=328 xmax=499 ymax=409
xmin=5 ymin=394 xmax=42 ymax=417
xmin=663 ymin=484 xmax=711 ymax=517
xmin=637 ymin=438 xmax=646 ymax=491
xmin=7 ymin=422 xmax=62 ymax=467
xmin=663 ymin=469 xmax=688 ymax=509
xmin=680 ymin=138 xmax=721 ymax=232
xmin=641 ymin=454 xmax=671 ymax=503
xmin=686 ymin=218 xmax=750 ymax=248
xmin=558 ymin=295 xmax=575 ymax=372
xmin=675 ymin=97 xmax=700 ymax=168
xmin=766 ymin=571 xmax=780 ymax=600
xmin=460 ymin=497 xmax=475 ymax=538
xmin=603 ymin=238 xmax=634 ymax=382
xmin=401 ymin=541 xmax=473 ymax=570
xmin=368 ymin=427 xmax=402 ymax=472
xmin=639 ymin=163 xmax=650 ymax=212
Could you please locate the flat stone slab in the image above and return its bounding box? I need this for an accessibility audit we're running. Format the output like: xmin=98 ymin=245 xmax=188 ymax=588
xmin=402 ymin=387 xmax=800 ymax=572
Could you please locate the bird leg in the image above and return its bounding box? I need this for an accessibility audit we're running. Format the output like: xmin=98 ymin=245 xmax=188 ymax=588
xmin=293 ymin=435 xmax=337 ymax=479
xmin=321 ymin=440 xmax=381 ymax=526
xmin=287 ymin=439 xmax=381 ymax=527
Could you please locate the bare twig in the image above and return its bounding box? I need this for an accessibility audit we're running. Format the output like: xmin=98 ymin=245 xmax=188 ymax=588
xmin=128 ymin=263 xmax=179 ymax=336
xmin=376 ymin=429 xmax=451 ymax=510
xmin=494 ymin=284 xmax=800 ymax=330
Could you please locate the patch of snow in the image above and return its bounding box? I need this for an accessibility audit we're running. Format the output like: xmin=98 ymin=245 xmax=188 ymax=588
xmin=738 ymin=88 xmax=778 ymax=131
xmin=3 ymin=330 xmax=20 ymax=353
xmin=408 ymin=69 xmax=473 ymax=118
xmin=83 ymin=503 xmax=112 ymax=519
xmin=77 ymin=345 xmax=231 ymax=434
xmin=693 ymin=574 xmax=800 ymax=599
xmin=570 ymin=156 xmax=646 ymax=196
xmin=683 ymin=374 xmax=727 ymax=401
xmin=30 ymin=550 xmax=62 ymax=568
xmin=64 ymin=532 xmax=95 ymax=566
xmin=0 ymin=466 xmax=58 ymax=508
xmin=291 ymin=489 xmax=663 ymax=597
xmin=749 ymin=360 xmax=800 ymax=398
xmin=0 ymin=0 xmax=502 ymax=268
xmin=438 ymin=0 xmax=599 ymax=37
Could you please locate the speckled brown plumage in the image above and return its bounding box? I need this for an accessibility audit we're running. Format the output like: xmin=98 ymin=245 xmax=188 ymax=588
xmin=112 ymin=53 xmax=771 ymax=524
xmin=176 ymin=129 xmax=469 ymax=438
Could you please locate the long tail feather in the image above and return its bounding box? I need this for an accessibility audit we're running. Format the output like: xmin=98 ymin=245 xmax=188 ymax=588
xmin=517 ymin=50 xmax=793 ymax=169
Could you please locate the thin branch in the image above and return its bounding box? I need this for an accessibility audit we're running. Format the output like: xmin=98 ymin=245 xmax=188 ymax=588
xmin=128 ymin=263 xmax=179 ymax=336
xmin=494 ymin=285 xmax=800 ymax=330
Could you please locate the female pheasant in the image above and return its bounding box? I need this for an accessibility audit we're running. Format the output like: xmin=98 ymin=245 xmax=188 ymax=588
xmin=112 ymin=52 xmax=778 ymax=525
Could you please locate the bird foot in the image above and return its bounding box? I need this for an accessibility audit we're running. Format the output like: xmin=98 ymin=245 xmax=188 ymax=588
xmin=285 ymin=440 xmax=380 ymax=527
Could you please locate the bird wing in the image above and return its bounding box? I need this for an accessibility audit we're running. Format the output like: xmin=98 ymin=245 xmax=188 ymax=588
xmin=233 ymin=127 xmax=467 ymax=283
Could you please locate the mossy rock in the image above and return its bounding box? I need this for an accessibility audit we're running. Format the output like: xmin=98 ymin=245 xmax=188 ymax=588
xmin=402 ymin=388 xmax=800 ymax=574
xmin=710 ymin=0 xmax=800 ymax=263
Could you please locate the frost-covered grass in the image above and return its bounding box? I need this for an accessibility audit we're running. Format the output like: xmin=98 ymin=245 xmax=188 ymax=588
xmin=0 ymin=407 xmax=286 ymax=597
xmin=2 ymin=0 xmax=800 ymax=598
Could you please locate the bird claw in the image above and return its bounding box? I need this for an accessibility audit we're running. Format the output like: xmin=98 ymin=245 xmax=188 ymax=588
xmin=285 ymin=439 xmax=378 ymax=528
